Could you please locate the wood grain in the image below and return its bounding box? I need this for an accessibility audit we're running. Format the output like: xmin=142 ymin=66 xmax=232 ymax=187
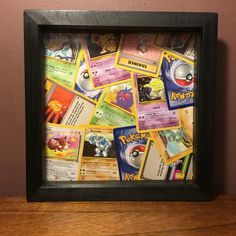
xmin=0 ymin=195 xmax=236 ymax=235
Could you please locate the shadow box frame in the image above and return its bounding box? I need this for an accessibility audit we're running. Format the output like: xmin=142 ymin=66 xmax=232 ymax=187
xmin=24 ymin=10 xmax=217 ymax=201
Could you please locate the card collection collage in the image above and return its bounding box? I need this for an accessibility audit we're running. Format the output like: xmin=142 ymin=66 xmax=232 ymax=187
xmin=43 ymin=31 xmax=197 ymax=181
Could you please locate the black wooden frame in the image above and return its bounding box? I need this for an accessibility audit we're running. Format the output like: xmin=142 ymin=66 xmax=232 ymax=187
xmin=24 ymin=10 xmax=217 ymax=201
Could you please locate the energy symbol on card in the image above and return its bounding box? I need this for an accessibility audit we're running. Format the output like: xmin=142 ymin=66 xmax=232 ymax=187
xmin=89 ymin=134 xmax=112 ymax=157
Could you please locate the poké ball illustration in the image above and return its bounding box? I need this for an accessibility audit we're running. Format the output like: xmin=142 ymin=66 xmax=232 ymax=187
xmin=124 ymin=144 xmax=146 ymax=169
xmin=170 ymin=60 xmax=195 ymax=88
xmin=75 ymin=62 xmax=100 ymax=97
xmin=77 ymin=68 xmax=92 ymax=91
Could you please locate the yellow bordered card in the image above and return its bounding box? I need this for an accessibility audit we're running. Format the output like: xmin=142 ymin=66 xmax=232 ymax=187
xmin=131 ymin=72 xmax=180 ymax=133
xmin=115 ymin=33 xmax=164 ymax=77
xmin=78 ymin=125 xmax=119 ymax=181
xmin=81 ymin=33 xmax=131 ymax=89
xmin=151 ymin=126 xmax=193 ymax=165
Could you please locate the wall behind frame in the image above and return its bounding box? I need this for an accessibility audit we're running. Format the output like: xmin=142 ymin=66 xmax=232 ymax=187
xmin=0 ymin=0 xmax=235 ymax=196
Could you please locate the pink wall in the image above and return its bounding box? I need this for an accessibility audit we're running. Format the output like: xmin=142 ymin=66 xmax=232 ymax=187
xmin=0 ymin=0 xmax=235 ymax=196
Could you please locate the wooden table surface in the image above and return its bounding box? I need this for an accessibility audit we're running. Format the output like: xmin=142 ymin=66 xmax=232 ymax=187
xmin=0 ymin=195 xmax=236 ymax=236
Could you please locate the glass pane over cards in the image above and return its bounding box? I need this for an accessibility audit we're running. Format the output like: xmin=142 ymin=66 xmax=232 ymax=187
xmin=42 ymin=31 xmax=198 ymax=182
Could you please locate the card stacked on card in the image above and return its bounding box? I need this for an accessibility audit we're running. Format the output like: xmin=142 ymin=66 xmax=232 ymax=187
xmin=43 ymin=32 xmax=196 ymax=181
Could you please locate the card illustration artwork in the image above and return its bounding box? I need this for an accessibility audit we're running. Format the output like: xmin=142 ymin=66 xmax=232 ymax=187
xmin=44 ymin=33 xmax=81 ymax=63
xmin=104 ymin=81 xmax=134 ymax=114
xmin=83 ymin=33 xmax=120 ymax=59
xmin=82 ymin=33 xmax=131 ymax=88
xmin=45 ymin=123 xmax=82 ymax=161
xmin=79 ymin=126 xmax=119 ymax=181
xmin=45 ymin=80 xmax=95 ymax=126
xmin=42 ymin=30 xmax=198 ymax=183
xmin=135 ymin=74 xmax=166 ymax=103
xmin=152 ymin=127 xmax=193 ymax=164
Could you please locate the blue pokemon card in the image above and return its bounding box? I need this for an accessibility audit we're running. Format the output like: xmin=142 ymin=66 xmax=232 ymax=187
xmin=161 ymin=54 xmax=195 ymax=110
xmin=113 ymin=126 xmax=150 ymax=180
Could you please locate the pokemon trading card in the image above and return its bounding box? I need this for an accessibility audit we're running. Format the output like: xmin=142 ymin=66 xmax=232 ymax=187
xmin=90 ymin=88 xmax=135 ymax=127
xmin=166 ymin=153 xmax=193 ymax=180
xmin=179 ymin=106 xmax=194 ymax=142
xmin=44 ymin=33 xmax=81 ymax=88
xmin=186 ymin=158 xmax=194 ymax=180
xmin=45 ymin=158 xmax=80 ymax=181
xmin=113 ymin=126 xmax=151 ymax=180
xmin=79 ymin=126 xmax=119 ymax=180
xmin=104 ymin=81 xmax=134 ymax=115
xmin=139 ymin=140 xmax=169 ymax=180
xmin=44 ymin=33 xmax=81 ymax=63
xmin=45 ymin=123 xmax=82 ymax=161
xmin=45 ymin=80 xmax=95 ymax=126
xmin=152 ymin=127 xmax=193 ymax=164
xmin=82 ymin=33 xmax=131 ymax=88
xmin=83 ymin=33 xmax=120 ymax=59
xmin=134 ymin=74 xmax=166 ymax=103
xmin=154 ymin=32 xmax=196 ymax=63
xmin=45 ymin=124 xmax=82 ymax=180
xmin=161 ymin=53 xmax=195 ymax=110
xmin=132 ymin=73 xmax=180 ymax=132
xmin=44 ymin=79 xmax=53 ymax=96
xmin=74 ymin=56 xmax=103 ymax=102
xmin=45 ymin=58 xmax=79 ymax=88
xmin=139 ymin=140 xmax=193 ymax=180
xmin=115 ymin=33 xmax=164 ymax=77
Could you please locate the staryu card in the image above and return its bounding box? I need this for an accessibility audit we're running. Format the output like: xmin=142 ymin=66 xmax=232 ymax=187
xmin=161 ymin=53 xmax=195 ymax=110
xmin=113 ymin=126 xmax=151 ymax=180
